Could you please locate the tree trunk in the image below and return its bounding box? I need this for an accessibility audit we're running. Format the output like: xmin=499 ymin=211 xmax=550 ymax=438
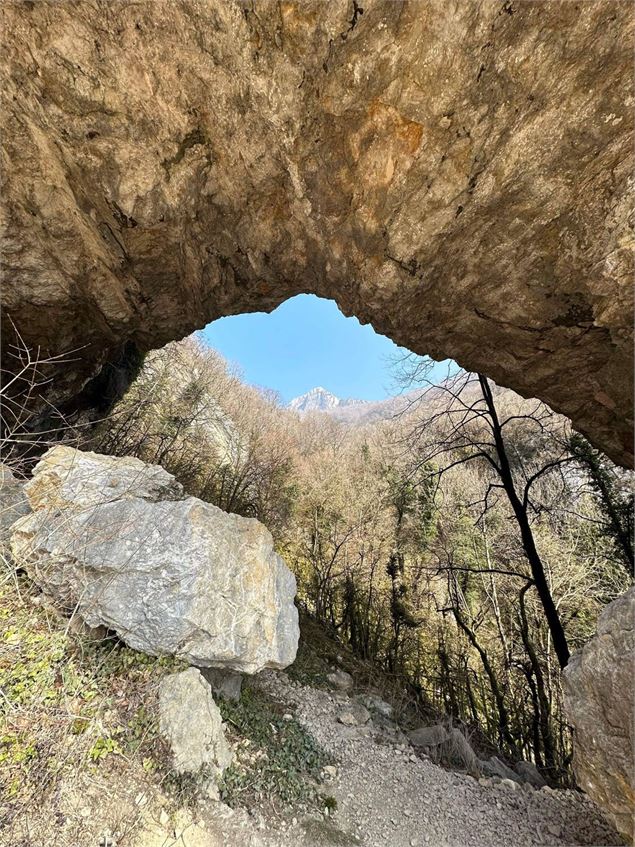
xmin=518 ymin=583 xmax=556 ymax=775
xmin=478 ymin=374 xmax=570 ymax=669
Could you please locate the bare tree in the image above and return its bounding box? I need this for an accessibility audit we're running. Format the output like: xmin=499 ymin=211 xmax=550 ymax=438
xmin=0 ymin=320 xmax=84 ymax=465
xmin=396 ymin=361 xmax=573 ymax=668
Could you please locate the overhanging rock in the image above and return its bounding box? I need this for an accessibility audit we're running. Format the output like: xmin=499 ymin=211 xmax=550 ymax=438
xmin=1 ymin=1 xmax=633 ymax=466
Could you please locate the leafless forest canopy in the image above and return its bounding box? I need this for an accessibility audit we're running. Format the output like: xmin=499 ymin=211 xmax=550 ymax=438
xmin=64 ymin=338 xmax=634 ymax=782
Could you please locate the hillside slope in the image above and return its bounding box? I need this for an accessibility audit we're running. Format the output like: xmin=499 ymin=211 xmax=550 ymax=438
xmin=1 ymin=576 xmax=620 ymax=847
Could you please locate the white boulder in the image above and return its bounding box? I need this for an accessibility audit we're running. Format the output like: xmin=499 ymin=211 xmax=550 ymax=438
xmin=563 ymin=587 xmax=635 ymax=842
xmin=11 ymin=446 xmax=299 ymax=674
xmin=159 ymin=668 xmax=233 ymax=787
xmin=0 ymin=463 xmax=30 ymax=554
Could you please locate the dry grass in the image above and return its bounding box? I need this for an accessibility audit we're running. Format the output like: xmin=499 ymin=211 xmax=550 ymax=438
xmin=0 ymin=569 xmax=334 ymax=846
xmin=0 ymin=565 xmax=187 ymax=846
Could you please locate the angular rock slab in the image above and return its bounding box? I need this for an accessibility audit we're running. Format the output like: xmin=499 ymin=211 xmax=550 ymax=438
xmin=514 ymin=760 xmax=546 ymax=789
xmin=407 ymin=725 xmax=449 ymax=749
xmin=0 ymin=463 xmax=30 ymax=554
xmin=159 ymin=668 xmax=233 ymax=783
xmin=563 ymin=587 xmax=635 ymax=842
xmin=200 ymin=667 xmax=243 ymax=703
xmin=11 ymin=446 xmax=299 ymax=673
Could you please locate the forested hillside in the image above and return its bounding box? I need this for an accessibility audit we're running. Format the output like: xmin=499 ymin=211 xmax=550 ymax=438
xmin=89 ymin=337 xmax=633 ymax=785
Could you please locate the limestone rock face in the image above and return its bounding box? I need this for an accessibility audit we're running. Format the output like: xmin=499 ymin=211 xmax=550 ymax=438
xmin=159 ymin=668 xmax=233 ymax=783
xmin=10 ymin=446 xmax=299 ymax=674
xmin=514 ymin=760 xmax=546 ymax=789
xmin=407 ymin=725 xmax=450 ymax=749
xmin=200 ymin=667 xmax=243 ymax=703
xmin=563 ymin=587 xmax=635 ymax=842
xmin=1 ymin=1 xmax=633 ymax=466
xmin=0 ymin=464 xmax=30 ymax=552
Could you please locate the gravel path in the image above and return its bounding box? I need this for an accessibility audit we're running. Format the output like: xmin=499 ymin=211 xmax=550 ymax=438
xmin=253 ymin=671 xmax=620 ymax=847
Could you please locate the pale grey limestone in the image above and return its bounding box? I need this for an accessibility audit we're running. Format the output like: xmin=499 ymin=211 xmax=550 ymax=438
xmin=11 ymin=446 xmax=299 ymax=674
xmin=563 ymin=587 xmax=635 ymax=842
xmin=159 ymin=668 xmax=233 ymax=786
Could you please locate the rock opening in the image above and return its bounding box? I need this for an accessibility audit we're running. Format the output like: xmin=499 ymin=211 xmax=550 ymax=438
xmin=1 ymin=0 xmax=633 ymax=465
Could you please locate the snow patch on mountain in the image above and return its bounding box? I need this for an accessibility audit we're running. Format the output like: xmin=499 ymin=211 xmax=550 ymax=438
xmin=288 ymin=387 xmax=364 ymax=413
xmin=288 ymin=385 xmax=432 ymax=425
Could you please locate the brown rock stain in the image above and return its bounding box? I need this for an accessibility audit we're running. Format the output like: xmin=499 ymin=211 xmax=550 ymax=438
xmin=345 ymin=100 xmax=424 ymax=211
xmin=366 ymin=100 xmax=424 ymax=156
xmin=1 ymin=0 xmax=632 ymax=467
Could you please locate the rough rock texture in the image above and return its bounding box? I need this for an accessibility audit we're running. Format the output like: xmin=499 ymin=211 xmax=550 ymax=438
xmin=0 ymin=464 xmax=30 ymax=551
xmin=407 ymin=725 xmax=479 ymax=773
xmin=201 ymin=667 xmax=243 ymax=703
xmin=159 ymin=668 xmax=233 ymax=785
xmin=10 ymin=446 xmax=300 ymax=673
xmin=514 ymin=760 xmax=547 ymax=789
xmin=337 ymin=702 xmax=371 ymax=727
xmin=480 ymin=756 xmax=522 ymax=783
xmin=438 ymin=728 xmax=479 ymax=774
xmin=359 ymin=693 xmax=392 ymax=718
xmin=1 ymin=1 xmax=633 ymax=465
xmin=563 ymin=586 xmax=635 ymax=843
xmin=407 ymin=725 xmax=449 ymax=749
xmin=326 ymin=669 xmax=354 ymax=691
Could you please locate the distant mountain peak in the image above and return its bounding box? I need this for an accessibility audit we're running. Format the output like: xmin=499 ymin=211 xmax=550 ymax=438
xmin=289 ymin=386 xmax=362 ymax=413
xmin=288 ymin=385 xmax=431 ymax=424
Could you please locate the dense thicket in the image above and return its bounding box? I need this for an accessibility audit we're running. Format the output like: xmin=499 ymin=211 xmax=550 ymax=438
xmin=90 ymin=338 xmax=632 ymax=783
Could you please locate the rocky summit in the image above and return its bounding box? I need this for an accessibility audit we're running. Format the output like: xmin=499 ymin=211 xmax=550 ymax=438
xmin=10 ymin=446 xmax=299 ymax=674
xmin=289 ymin=387 xmax=361 ymax=414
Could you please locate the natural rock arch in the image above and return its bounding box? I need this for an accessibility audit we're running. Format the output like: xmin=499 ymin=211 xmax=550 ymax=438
xmin=1 ymin=0 xmax=633 ymax=465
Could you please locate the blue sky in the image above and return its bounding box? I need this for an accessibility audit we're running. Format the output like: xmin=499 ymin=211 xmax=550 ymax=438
xmin=200 ymin=294 xmax=447 ymax=403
